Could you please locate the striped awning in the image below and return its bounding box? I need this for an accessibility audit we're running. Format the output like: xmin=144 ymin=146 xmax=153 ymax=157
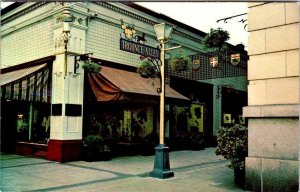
xmin=0 ymin=63 xmax=51 ymax=103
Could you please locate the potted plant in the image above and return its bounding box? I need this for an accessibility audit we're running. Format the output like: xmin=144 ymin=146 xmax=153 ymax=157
xmin=83 ymin=135 xmax=111 ymax=161
xmin=215 ymin=124 xmax=248 ymax=187
xmin=81 ymin=58 xmax=101 ymax=73
xmin=203 ymin=28 xmax=230 ymax=48
xmin=137 ymin=60 xmax=158 ymax=78
xmin=169 ymin=55 xmax=192 ymax=72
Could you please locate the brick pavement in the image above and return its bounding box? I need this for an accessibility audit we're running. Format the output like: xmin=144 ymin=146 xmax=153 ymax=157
xmin=0 ymin=148 xmax=247 ymax=192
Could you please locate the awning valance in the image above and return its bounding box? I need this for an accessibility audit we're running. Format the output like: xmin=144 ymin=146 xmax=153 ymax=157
xmin=88 ymin=66 xmax=190 ymax=104
xmin=1 ymin=63 xmax=51 ymax=103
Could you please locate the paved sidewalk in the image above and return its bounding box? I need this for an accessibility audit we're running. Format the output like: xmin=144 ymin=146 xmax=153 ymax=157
xmin=0 ymin=148 xmax=246 ymax=192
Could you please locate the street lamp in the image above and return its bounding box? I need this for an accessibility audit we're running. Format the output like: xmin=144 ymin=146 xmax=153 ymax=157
xmin=150 ymin=23 xmax=175 ymax=179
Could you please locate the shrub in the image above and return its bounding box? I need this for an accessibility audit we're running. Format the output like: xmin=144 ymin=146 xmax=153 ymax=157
xmin=215 ymin=124 xmax=248 ymax=170
xmin=83 ymin=135 xmax=103 ymax=152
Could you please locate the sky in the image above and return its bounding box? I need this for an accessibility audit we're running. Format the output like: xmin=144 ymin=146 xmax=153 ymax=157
xmin=136 ymin=2 xmax=249 ymax=48
xmin=1 ymin=2 xmax=248 ymax=48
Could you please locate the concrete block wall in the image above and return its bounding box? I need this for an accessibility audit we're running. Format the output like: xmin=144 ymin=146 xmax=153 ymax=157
xmin=245 ymin=2 xmax=299 ymax=191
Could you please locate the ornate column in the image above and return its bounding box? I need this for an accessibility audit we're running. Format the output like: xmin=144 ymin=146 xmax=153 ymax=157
xmin=48 ymin=2 xmax=89 ymax=162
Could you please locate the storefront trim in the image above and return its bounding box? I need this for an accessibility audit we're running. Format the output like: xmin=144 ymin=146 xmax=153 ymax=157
xmin=47 ymin=139 xmax=83 ymax=162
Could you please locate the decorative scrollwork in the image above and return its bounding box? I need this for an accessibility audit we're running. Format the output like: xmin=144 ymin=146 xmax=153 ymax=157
xmin=216 ymin=13 xmax=247 ymax=31
xmin=139 ymin=55 xmax=162 ymax=93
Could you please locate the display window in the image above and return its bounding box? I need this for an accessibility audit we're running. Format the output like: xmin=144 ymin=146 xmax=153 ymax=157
xmin=84 ymin=104 xmax=154 ymax=143
xmin=15 ymin=102 xmax=51 ymax=144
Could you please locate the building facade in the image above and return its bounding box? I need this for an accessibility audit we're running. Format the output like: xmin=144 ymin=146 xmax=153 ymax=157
xmin=1 ymin=2 xmax=247 ymax=161
xmin=244 ymin=2 xmax=299 ymax=191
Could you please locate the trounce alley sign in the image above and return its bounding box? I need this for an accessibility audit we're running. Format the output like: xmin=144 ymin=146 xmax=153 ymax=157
xmin=119 ymin=19 xmax=160 ymax=60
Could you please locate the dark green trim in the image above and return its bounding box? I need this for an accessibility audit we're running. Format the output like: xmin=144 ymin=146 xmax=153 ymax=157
xmin=1 ymin=2 xmax=50 ymax=25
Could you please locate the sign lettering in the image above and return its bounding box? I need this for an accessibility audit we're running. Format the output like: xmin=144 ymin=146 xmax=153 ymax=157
xmin=120 ymin=39 xmax=160 ymax=60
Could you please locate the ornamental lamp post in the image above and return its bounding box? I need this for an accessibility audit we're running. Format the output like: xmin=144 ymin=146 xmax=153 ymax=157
xmin=150 ymin=23 xmax=175 ymax=179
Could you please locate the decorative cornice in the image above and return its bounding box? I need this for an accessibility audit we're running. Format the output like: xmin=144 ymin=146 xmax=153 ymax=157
xmin=92 ymin=2 xmax=156 ymax=26
xmin=1 ymin=2 xmax=50 ymax=25
xmin=92 ymin=2 xmax=202 ymax=43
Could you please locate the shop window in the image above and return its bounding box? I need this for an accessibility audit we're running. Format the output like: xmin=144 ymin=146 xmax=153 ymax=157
xmin=85 ymin=105 xmax=154 ymax=144
xmin=16 ymin=102 xmax=51 ymax=144
xmin=174 ymin=103 xmax=205 ymax=133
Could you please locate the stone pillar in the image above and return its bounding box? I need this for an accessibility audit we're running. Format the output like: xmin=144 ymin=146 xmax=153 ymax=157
xmin=244 ymin=2 xmax=299 ymax=191
xmin=48 ymin=3 xmax=88 ymax=162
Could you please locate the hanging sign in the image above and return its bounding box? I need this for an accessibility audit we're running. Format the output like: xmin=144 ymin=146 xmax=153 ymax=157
xmin=119 ymin=19 xmax=160 ymax=59
xmin=120 ymin=39 xmax=160 ymax=59
xmin=210 ymin=56 xmax=218 ymax=68
xmin=231 ymin=53 xmax=240 ymax=66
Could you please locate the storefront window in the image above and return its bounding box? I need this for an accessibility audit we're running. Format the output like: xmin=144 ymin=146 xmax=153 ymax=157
xmin=16 ymin=102 xmax=51 ymax=144
xmin=85 ymin=105 xmax=154 ymax=144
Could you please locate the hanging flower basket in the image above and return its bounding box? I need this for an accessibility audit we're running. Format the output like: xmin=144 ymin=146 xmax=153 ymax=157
xmin=169 ymin=55 xmax=192 ymax=72
xmin=137 ymin=61 xmax=158 ymax=78
xmin=203 ymin=28 xmax=230 ymax=48
xmin=81 ymin=58 xmax=101 ymax=73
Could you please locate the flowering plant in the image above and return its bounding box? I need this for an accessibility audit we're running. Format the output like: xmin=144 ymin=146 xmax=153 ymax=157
xmin=137 ymin=60 xmax=158 ymax=78
xmin=169 ymin=55 xmax=192 ymax=72
xmin=215 ymin=124 xmax=248 ymax=170
xmin=203 ymin=28 xmax=230 ymax=48
xmin=82 ymin=58 xmax=101 ymax=73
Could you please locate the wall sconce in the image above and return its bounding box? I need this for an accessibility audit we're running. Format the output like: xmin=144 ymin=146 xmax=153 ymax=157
xmin=54 ymin=72 xmax=63 ymax=77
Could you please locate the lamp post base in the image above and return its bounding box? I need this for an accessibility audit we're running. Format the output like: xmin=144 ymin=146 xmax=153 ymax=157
xmin=150 ymin=144 xmax=174 ymax=179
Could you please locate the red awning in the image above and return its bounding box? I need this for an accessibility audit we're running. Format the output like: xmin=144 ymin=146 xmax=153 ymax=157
xmin=88 ymin=66 xmax=189 ymax=104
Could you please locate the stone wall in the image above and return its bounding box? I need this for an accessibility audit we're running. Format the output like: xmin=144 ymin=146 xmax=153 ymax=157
xmin=244 ymin=2 xmax=299 ymax=191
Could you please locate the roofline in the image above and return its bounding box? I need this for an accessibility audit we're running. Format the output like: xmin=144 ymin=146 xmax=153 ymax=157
xmin=1 ymin=2 xmax=25 ymax=15
xmin=122 ymin=2 xmax=207 ymax=38
xmin=1 ymin=2 xmax=206 ymax=38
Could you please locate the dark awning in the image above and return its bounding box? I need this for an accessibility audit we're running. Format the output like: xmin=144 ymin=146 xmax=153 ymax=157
xmin=88 ymin=66 xmax=190 ymax=104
